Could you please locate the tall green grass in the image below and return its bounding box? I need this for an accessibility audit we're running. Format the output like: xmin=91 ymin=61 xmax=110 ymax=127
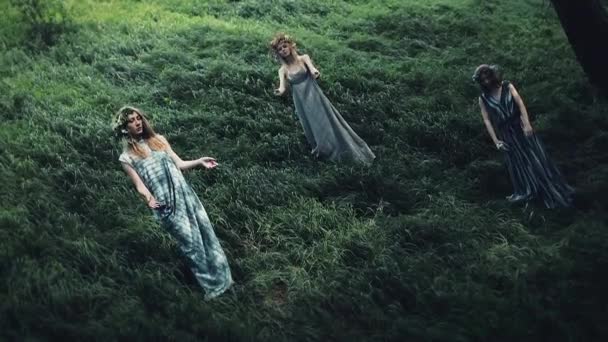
xmin=1 ymin=0 xmax=608 ymax=340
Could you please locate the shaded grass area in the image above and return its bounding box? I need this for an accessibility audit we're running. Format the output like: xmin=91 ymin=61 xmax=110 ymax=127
xmin=1 ymin=0 xmax=608 ymax=340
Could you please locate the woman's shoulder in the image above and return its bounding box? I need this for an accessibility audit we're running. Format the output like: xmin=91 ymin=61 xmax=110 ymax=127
xmin=503 ymin=81 xmax=519 ymax=94
xmin=478 ymin=94 xmax=488 ymax=106
xmin=119 ymin=151 xmax=132 ymax=164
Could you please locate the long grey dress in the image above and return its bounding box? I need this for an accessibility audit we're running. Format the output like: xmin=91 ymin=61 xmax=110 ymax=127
xmin=481 ymin=81 xmax=574 ymax=208
xmin=119 ymin=140 xmax=233 ymax=299
xmin=288 ymin=65 xmax=376 ymax=164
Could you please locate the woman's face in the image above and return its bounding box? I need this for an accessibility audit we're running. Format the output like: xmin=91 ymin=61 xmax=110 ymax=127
xmin=126 ymin=112 xmax=143 ymax=137
xmin=478 ymin=71 xmax=494 ymax=88
xmin=277 ymin=42 xmax=292 ymax=58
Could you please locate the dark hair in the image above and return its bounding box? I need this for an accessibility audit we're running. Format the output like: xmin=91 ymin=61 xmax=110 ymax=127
xmin=472 ymin=64 xmax=502 ymax=93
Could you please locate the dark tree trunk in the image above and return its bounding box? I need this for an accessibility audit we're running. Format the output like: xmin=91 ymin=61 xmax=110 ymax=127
xmin=550 ymin=0 xmax=608 ymax=94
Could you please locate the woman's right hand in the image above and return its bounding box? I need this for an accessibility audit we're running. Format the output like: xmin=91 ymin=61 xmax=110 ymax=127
xmin=147 ymin=196 xmax=161 ymax=209
xmin=495 ymin=140 xmax=510 ymax=152
xmin=274 ymin=88 xmax=284 ymax=96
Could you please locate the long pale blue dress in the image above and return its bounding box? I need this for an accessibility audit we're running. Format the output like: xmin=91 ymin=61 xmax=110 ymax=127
xmin=288 ymin=65 xmax=376 ymax=164
xmin=119 ymin=139 xmax=233 ymax=299
xmin=481 ymin=81 xmax=574 ymax=208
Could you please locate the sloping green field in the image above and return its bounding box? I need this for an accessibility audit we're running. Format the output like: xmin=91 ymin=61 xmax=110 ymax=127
xmin=1 ymin=0 xmax=608 ymax=340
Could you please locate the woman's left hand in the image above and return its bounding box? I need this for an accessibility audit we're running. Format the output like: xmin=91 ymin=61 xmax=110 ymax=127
xmin=313 ymin=70 xmax=321 ymax=79
xmin=200 ymin=157 xmax=218 ymax=169
xmin=522 ymin=123 xmax=534 ymax=136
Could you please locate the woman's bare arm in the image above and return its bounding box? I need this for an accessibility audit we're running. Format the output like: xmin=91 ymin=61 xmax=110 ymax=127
xmin=509 ymin=83 xmax=533 ymax=136
xmin=479 ymin=97 xmax=500 ymax=146
xmin=158 ymin=135 xmax=216 ymax=170
xmin=121 ymin=162 xmax=160 ymax=208
xmin=301 ymin=54 xmax=320 ymax=79
xmin=274 ymin=66 xmax=288 ymax=96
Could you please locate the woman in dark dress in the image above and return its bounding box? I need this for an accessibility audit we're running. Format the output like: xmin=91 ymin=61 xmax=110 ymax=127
xmin=473 ymin=64 xmax=574 ymax=208
xmin=270 ymin=33 xmax=375 ymax=165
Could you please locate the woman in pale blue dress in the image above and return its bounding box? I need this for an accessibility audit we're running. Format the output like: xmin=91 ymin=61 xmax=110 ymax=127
xmin=113 ymin=106 xmax=232 ymax=299
xmin=270 ymin=33 xmax=376 ymax=165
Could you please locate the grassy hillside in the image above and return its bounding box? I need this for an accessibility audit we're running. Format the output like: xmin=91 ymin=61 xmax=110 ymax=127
xmin=2 ymin=0 xmax=608 ymax=340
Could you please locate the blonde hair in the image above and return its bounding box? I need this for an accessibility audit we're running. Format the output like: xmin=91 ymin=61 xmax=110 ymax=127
xmin=269 ymin=32 xmax=298 ymax=64
xmin=112 ymin=106 xmax=167 ymax=159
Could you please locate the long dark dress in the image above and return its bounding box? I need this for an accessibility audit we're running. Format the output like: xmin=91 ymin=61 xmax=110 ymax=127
xmin=288 ymin=65 xmax=376 ymax=165
xmin=119 ymin=140 xmax=233 ymax=299
xmin=481 ymin=81 xmax=574 ymax=208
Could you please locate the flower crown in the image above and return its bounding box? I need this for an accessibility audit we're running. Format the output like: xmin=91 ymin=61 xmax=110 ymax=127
xmin=269 ymin=33 xmax=296 ymax=58
xmin=112 ymin=106 xmax=138 ymax=137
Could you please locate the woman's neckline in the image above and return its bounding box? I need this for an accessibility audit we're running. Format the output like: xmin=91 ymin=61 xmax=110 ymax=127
xmin=487 ymin=85 xmax=504 ymax=103
xmin=285 ymin=61 xmax=307 ymax=76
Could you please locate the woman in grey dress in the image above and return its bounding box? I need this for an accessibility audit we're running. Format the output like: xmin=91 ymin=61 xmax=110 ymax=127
xmin=474 ymin=64 xmax=574 ymax=208
xmin=270 ymin=33 xmax=375 ymax=165
xmin=113 ymin=106 xmax=233 ymax=299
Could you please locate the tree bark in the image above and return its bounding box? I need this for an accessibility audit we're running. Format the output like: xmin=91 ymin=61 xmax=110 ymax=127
xmin=550 ymin=0 xmax=608 ymax=94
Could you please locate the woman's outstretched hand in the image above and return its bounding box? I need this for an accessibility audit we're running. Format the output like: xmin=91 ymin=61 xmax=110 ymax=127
xmin=200 ymin=157 xmax=218 ymax=169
